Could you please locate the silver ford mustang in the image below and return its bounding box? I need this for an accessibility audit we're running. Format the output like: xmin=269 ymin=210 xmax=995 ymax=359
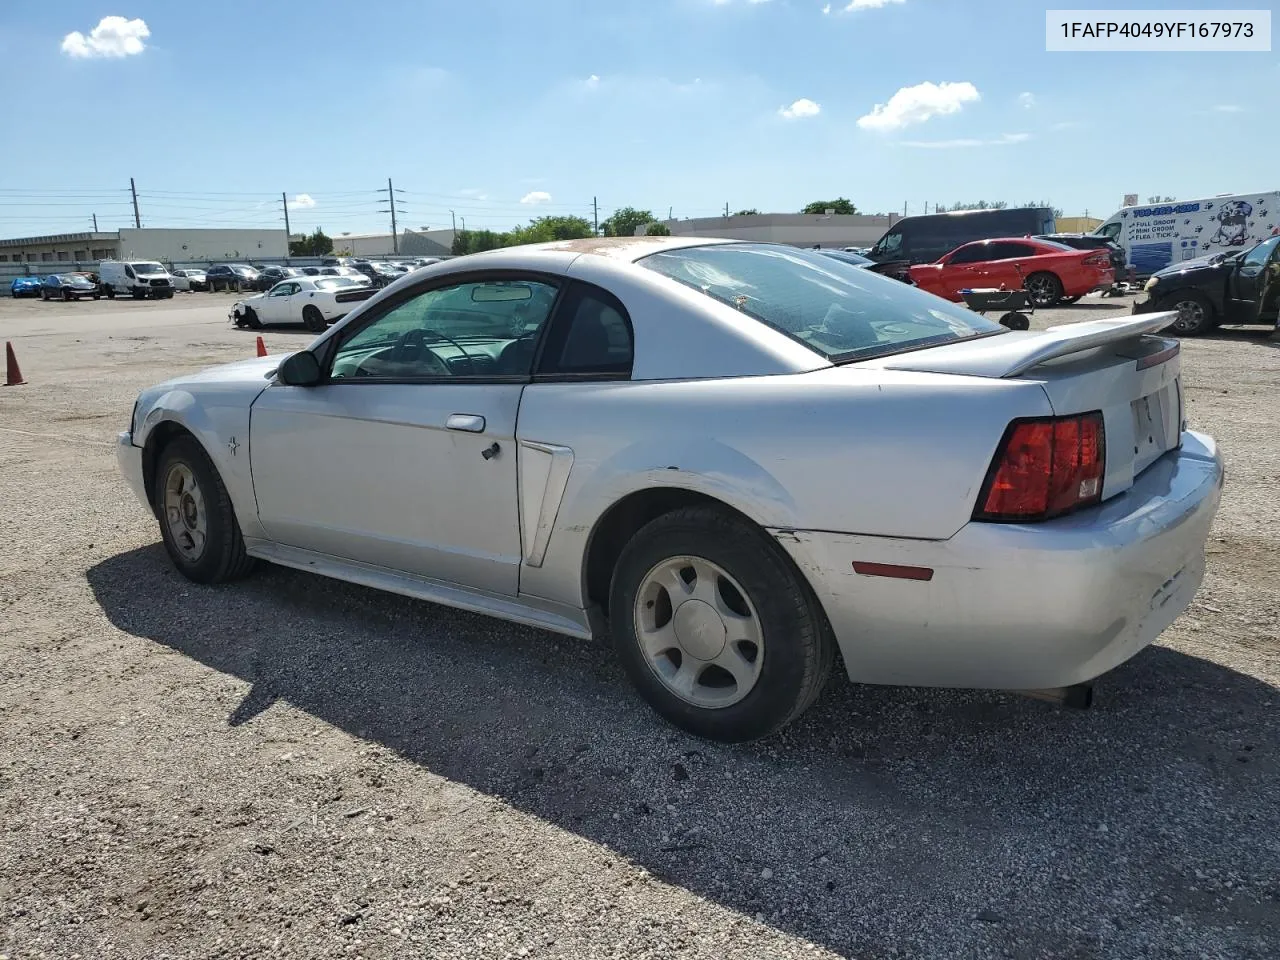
xmin=118 ymin=237 xmax=1223 ymax=741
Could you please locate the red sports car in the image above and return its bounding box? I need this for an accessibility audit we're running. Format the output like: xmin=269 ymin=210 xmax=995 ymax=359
xmin=908 ymin=237 xmax=1115 ymax=306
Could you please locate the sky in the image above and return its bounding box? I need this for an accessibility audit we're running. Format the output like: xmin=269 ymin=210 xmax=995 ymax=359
xmin=0 ymin=0 xmax=1274 ymax=239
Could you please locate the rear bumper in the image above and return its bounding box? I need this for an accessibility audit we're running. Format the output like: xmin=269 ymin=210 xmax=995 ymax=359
xmin=773 ymin=431 xmax=1223 ymax=690
xmin=116 ymin=431 xmax=149 ymax=512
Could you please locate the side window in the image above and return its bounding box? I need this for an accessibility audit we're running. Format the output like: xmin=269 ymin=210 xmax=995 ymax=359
xmin=1001 ymin=242 xmax=1040 ymax=258
xmin=124 ymin=265 xmax=135 ymax=279
xmin=330 ymin=277 xmax=559 ymax=380
xmin=947 ymin=244 xmax=988 ymax=264
xmin=537 ymin=283 xmax=633 ymax=378
xmin=1242 ymin=237 xmax=1279 ymax=267
xmin=1097 ymin=222 xmax=1121 ymax=241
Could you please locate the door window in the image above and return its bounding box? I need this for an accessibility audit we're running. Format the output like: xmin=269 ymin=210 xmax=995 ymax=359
xmin=1096 ymin=222 xmax=1121 ymax=241
xmin=537 ymin=284 xmax=633 ymax=377
xmin=1242 ymin=236 xmax=1280 ymax=268
xmin=331 ymin=277 xmax=559 ymax=380
xmin=997 ymin=242 xmax=1040 ymax=259
xmin=947 ymin=244 xmax=989 ymax=265
xmin=269 ymin=282 xmax=294 ymax=297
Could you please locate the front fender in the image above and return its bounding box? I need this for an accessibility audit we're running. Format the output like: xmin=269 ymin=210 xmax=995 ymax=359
xmin=135 ymin=389 xmax=265 ymax=539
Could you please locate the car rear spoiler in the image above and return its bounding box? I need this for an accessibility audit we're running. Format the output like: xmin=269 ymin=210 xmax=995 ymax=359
xmin=868 ymin=314 xmax=1177 ymax=379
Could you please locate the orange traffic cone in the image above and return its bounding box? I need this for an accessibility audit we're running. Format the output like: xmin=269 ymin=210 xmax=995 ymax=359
xmin=255 ymin=336 xmax=267 ymax=357
xmin=4 ymin=341 xmax=25 ymax=386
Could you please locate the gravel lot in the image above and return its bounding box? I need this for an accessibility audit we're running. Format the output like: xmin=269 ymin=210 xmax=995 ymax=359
xmin=1 ymin=291 xmax=1277 ymax=959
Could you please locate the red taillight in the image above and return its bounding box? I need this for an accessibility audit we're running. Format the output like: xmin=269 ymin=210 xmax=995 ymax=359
xmin=1082 ymin=252 xmax=1110 ymax=267
xmin=975 ymin=413 xmax=1105 ymax=521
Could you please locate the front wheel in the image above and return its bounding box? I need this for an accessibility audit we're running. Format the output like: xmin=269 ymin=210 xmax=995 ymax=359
xmin=1159 ymin=290 xmax=1215 ymax=336
xmin=1025 ymin=271 xmax=1064 ymax=307
xmin=301 ymin=305 xmax=326 ymax=332
xmin=105 ymin=286 xmax=115 ymax=300
xmin=609 ymin=507 xmax=834 ymax=742
xmin=1057 ymin=295 xmax=1083 ymax=305
xmin=155 ymin=436 xmax=256 ymax=584
xmin=62 ymin=288 xmax=72 ymax=301
xmin=240 ymin=306 xmax=261 ymax=329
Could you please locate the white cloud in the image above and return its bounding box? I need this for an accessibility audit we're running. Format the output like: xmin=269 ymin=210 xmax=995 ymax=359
xmin=586 ymin=74 xmax=600 ymax=87
xmin=1213 ymin=103 xmax=1245 ymax=113
xmin=822 ymin=2 xmax=832 ymax=11
xmin=1018 ymin=91 xmax=1036 ymax=109
xmin=779 ymin=98 xmax=821 ymax=120
xmin=521 ymin=191 xmax=552 ymax=205
xmin=857 ymin=80 xmax=980 ymax=131
xmin=61 ymin=16 xmax=150 ymax=58
xmin=1050 ymin=120 xmax=1084 ymax=131
xmin=901 ymin=132 xmax=1030 ymax=148
xmin=292 ymin=194 xmax=316 ymax=208
xmin=844 ymin=0 xmax=904 ymax=9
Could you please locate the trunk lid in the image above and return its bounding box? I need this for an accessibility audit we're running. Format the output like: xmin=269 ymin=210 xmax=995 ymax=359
xmin=863 ymin=313 xmax=1183 ymax=499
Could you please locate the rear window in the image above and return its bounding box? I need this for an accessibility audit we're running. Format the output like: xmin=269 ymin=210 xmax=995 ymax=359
xmin=640 ymin=243 xmax=1005 ymax=363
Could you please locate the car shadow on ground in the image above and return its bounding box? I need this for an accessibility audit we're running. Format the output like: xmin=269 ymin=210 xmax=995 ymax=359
xmin=86 ymin=546 xmax=1280 ymax=955
xmin=1203 ymin=326 xmax=1280 ymax=347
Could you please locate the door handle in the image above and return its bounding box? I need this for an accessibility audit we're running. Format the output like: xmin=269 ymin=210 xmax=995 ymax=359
xmin=446 ymin=413 xmax=486 ymax=433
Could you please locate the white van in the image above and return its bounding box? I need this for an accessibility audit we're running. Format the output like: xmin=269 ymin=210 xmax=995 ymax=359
xmin=1094 ymin=191 xmax=1280 ymax=279
xmin=98 ymin=260 xmax=175 ymax=300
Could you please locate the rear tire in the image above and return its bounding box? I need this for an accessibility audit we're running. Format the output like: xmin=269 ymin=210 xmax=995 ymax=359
xmin=1058 ymin=295 xmax=1083 ymax=305
xmin=609 ymin=506 xmax=834 ymax=742
xmin=105 ymin=286 xmax=115 ymax=299
xmin=62 ymin=288 xmax=72 ymax=301
xmin=154 ymin=436 xmax=256 ymax=585
xmin=302 ymin=305 xmax=326 ymax=332
xmin=1025 ymin=271 xmax=1064 ymax=307
xmin=1159 ymin=290 xmax=1215 ymax=336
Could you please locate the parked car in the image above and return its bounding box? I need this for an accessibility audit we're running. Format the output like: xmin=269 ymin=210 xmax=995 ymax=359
xmin=1093 ymin=190 xmax=1280 ymax=278
xmin=1036 ymin=233 xmax=1130 ymax=295
xmin=818 ymin=248 xmax=915 ymax=284
xmin=9 ymin=276 xmax=43 ymax=298
xmin=411 ymin=257 xmax=442 ymax=268
xmin=908 ymin=237 xmax=1115 ymax=306
xmin=99 ymin=260 xmax=175 ymax=299
xmin=252 ymin=266 xmax=303 ymax=291
xmin=1133 ymin=234 xmax=1280 ymax=335
xmin=118 ymin=237 xmax=1221 ymax=742
xmin=170 ymin=269 xmax=209 ymax=293
xmin=866 ymin=207 xmax=1057 ymax=265
xmin=205 ymin=264 xmax=260 ymax=292
xmin=40 ymin=273 xmax=100 ymax=301
xmin=230 ymin=277 xmax=379 ymax=332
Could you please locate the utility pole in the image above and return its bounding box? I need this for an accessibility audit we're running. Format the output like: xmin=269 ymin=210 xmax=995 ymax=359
xmin=92 ymin=213 xmax=98 ymax=231
xmin=281 ymin=192 xmax=292 ymax=262
xmin=668 ymin=206 xmax=672 ymax=220
xmin=450 ymin=210 xmax=457 ymax=233
xmin=724 ymin=202 xmax=730 ymax=218
xmin=377 ymin=178 xmax=406 ymax=254
xmin=903 ymin=200 xmax=907 ymax=217
xmin=592 ymin=196 xmax=599 ymax=235
xmin=130 ymin=177 xmax=141 ymax=228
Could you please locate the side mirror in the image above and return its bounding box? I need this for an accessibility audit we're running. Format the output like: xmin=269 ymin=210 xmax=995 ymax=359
xmin=276 ymin=350 xmax=322 ymax=386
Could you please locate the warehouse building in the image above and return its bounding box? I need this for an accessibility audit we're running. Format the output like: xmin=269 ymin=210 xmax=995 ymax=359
xmin=0 ymin=228 xmax=288 ymax=270
xmin=329 ymin=228 xmax=456 ymax=257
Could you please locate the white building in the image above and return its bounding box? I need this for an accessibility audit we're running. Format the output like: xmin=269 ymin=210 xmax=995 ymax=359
xmin=649 ymin=213 xmax=901 ymax=248
xmin=0 ymin=228 xmax=288 ymax=269
xmin=329 ymin=228 xmax=456 ymax=257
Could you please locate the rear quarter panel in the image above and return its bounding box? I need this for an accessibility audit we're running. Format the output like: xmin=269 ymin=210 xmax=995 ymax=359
xmin=516 ymin=367 xmax=1052 ymax=609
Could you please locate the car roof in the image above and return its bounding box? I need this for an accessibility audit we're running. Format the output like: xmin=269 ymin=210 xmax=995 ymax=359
xmin=463 ymin=235 xmax=735 ymax=265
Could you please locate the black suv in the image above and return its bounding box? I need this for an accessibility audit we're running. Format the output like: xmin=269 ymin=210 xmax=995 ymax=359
xmin=253 ymin=266 xmax=303 ymax=291
xmin=206 ymin=264 xmax=261 ymax=292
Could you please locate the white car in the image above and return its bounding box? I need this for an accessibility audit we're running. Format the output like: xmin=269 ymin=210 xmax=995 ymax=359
xmin=170 ymin=269 xmax=208 ymax=292
xmin=119 ymin=237 xmax=1223 ymax=742
xmin=230 ymin=277 xmax=376 ymax=332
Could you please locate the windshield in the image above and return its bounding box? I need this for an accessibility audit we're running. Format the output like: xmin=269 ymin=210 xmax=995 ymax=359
xmin=315 ymin=278 xmax=358 ymax=290
xmin=639 ymin=243 xmax=1005 ymax=363
xmin=132 ymin=262 xmax=165 ymax=274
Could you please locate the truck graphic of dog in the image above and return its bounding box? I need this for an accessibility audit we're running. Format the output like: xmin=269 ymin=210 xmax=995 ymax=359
xmin=1208 ymin=200 xmax=1253 ymax=246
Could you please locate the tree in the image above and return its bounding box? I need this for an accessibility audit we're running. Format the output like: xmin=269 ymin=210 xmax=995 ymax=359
xmin=1147 ymin=195 xmax=1176 ymax=204
xmin=508 ymin=215 xmax=595 ymax=245
xmin=602 ymin=207 xmax=658 ymax=238
xmin=937 ymin=200 xmax=1009 ymax=213
xmin=643 ymin=222 xmax=671 ymax=236
xmin=288 ymin=227 xmax=333 ymax=256
xmin=801 ymin=198 xmax=857 ymax=215
xmin=732 ymin=208 xmax=761 ymax=216
xmin=1022 ymin=200 xmax=1065 ymax=218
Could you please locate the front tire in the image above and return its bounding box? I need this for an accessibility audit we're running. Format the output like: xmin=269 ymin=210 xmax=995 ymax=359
xmin=1025 ymin=271 xmax=1064 ymax=307
xmin=609 ymin=507 xmax=834 ymax=742
xmin=302 ymin=305 xmax=326 ymax=332
xmin=1058 ymin=295 xmax=1083 ymax=305
xmin=240 ymin=306 xmax=261 ymax=329
xmin=62 ymin=288 xmax=72 ymax=301
xmin=154 ymin=436 xmax=255 ymax=584
xmin=1159 ymin=290 xmax=1215 ymax=335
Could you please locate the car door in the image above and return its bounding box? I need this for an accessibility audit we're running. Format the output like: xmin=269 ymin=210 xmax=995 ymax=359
xmin=1227 ymin=236 xmax=1280 ymax=321
xmin=977 ymin=241 xmax=1040 ymax=290
xmin=248 ymin=272 xmax=563 ymax=595
xmin=935 ymin=244 xmax=990 ymax=298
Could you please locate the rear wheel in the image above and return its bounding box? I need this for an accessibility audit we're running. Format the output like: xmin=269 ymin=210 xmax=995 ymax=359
xmin=154 ymin=436 xmax=255 ymax=584
xmin=1159 ymin=290 xmax=1215 ymax=336
xmin=609 ymin=506 xmax=834 ymax=742
xmin=1058 ymin=295 xmax=1083 ymax=305
xmin=1025 ymin=271 xmax=1064 ymax=307
xmin=62 ymin=288 xmax=72 ymax=301
xmin=105 ymin=285 xmax=115 ymax=299
xmin=40 ymin=289 xmax=49 ymax=301
xmin=302 ymin=305 xmax=326 ymax=332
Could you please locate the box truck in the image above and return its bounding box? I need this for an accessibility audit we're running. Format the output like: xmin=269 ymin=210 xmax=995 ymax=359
xmin=1093 ymin=191 xmax=1280 ymax=278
